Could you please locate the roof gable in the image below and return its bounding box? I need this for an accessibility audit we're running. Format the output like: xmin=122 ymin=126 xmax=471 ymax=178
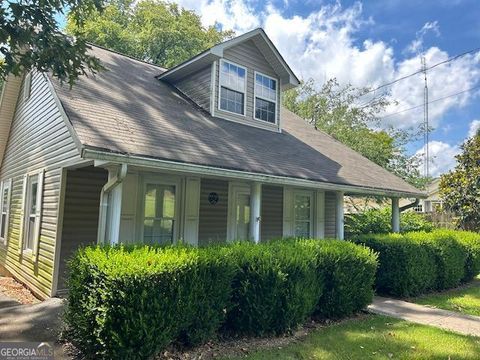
xmin=157 ymin=28 xmax=300 ymax=90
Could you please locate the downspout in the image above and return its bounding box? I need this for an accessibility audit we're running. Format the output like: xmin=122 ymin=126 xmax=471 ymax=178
xmin=97 ymin=163 xmax=128 ymax=244
xmin=400 ymin=198 xmax=419 ymax=212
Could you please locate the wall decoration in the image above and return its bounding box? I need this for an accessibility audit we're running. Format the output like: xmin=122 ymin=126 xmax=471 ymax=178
xmin=208 ymin=192 xmax=219 ymax=205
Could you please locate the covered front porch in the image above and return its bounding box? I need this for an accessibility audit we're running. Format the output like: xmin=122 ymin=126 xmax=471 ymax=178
xmin=54 ymin=160 xmax=406 ymax=293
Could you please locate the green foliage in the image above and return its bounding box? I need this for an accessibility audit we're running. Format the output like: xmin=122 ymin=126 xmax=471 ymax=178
xmin=65 ymin=239 xmax=378 ymax=358
xmin=65 ymin=245 xmax=235 ymax=359
xmin=440 ymin=133 xmax=480 ymax=231
xmin=311 ymin=240 xmax=378 ymax=318
xmin=66 ymin=0 xmax=233 ymax=69
xmin=352 ymin=230 xmax=478 ymax=297
xmin=434 ymin=230 xmax=480 ymax=282
xmin=283 ymin=78 xmax=427 ymax=188
xmin=345 ymin=208 xmax=434 ymax=238
xmin=352 ymin=234 xmax=437 ymax=297
xmin=407 ymin=231 xmax=466 ymax=290
xmin=225 ymin=240 xmax=323 ymax=335
xmin=1 ymin=0 xmax=105 ymax=85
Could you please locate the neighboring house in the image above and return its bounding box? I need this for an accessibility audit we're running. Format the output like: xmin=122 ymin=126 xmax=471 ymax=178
xmin=412 ymin=178 xmax=443 ymax=213
xmin=0 ymin=28 xmax=424 ymax=298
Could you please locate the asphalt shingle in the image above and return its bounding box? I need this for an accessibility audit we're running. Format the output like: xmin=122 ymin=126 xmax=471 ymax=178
xmin=50 ymin=46 xmax=423 ymax=197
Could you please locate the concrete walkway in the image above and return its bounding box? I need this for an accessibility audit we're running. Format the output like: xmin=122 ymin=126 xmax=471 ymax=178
xmin=0 ymin=296 xmax=70 ymax=359
xmin=368 ymin=296 xmax=480 ymax=337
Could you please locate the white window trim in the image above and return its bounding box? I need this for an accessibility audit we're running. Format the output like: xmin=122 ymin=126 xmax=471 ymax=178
xmin=217 ymin=59 xmax=247 ymax=117
xmin=23 ymin=72 xmax=32 ymax=101
xmin=139 ymin=175 xmax=182 ymax=245
xmin=0 ymin=179 xmax=12 ymax=245
xmin=293 ymin=190 xmax=314 ymax=238
xmin=20 ymin=170 xmax=44 ymax=258
xmin=253 ymin=71 xmax=278 ymax=125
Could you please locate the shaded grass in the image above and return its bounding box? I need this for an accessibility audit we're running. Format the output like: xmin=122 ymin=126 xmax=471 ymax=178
xmin=225 ymin=315 xmax=480 ymax=360
xmin=413 ymin=277 xmax=480 ymax=317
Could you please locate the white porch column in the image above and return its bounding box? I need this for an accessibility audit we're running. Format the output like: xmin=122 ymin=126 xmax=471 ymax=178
xmin=106 ymin=182 xmax=123 ymax=245
xmin=392 ymin=197 xmax=400 ymax=233
xmin=250 ymin=182 xmax=262 ymax=243
xmin=335 ymin=191 xmax=344 ymax=240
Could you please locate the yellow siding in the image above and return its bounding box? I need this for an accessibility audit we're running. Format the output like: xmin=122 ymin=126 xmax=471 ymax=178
xmin=0 ymin=72 xmax=82 ymax=298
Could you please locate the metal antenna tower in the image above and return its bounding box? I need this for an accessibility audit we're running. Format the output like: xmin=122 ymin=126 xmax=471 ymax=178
xmin=421 ymin=56 xmax=430 ymax=178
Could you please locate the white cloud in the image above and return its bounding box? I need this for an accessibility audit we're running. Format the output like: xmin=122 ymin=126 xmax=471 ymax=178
xmin=406 ymin=21 xmax=440 ymax=54
xmin=415 ymin=140 xmax=460 ymax=177
xmin=171 ymin=0 xmax=480 ymax=133
xmin=468 ymin=119 xmax=480 ymax=137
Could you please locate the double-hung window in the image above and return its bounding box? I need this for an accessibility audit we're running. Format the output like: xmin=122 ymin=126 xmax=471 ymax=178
xmin=219 ymin=60 xmax=246 ymax=115
xmin=294 ymin=191 xmax=313 ymax=238
xmin=0 ymin=180 xmax=11 ymax=244
xmin=21 ymin=172 xmax=43 ymax=254
xmin=254 ymin=72 xmax=277 ymax=123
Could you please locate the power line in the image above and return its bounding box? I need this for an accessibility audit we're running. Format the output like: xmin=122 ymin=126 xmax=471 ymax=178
xmin=360 ymin=46 xmax=480 ymax=97
xmin=379 ymin=84 xmax=480 ymax=119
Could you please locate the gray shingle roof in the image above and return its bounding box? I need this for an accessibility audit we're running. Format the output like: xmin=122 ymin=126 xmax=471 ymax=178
xmin=50 ymin=45 xmax=423 ymax=197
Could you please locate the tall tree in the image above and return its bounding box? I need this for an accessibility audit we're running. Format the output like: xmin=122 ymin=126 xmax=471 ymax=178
xmin=439 ymin=132 xmax=480 ymax=231
xmin=283 ymin=78 xmax=428 ymax=188
xmin=66 ymin=0 xmax=233 ymax=69
xmin=1 ymin=0 xmax=105 ymax=85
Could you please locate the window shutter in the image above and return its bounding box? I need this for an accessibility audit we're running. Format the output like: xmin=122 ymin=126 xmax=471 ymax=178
xmin=18 ymin=175 xmax=28 ymax=254
xmin=282 ymin=187 xmax=294 ymax=237
xmin=4 ymin=179 xmax=12 ymax=244
xmin=183 ymin=177 xmax=200 ymax=245
xmin=315 ymin=190 xmax=325 ymax=239
xmin=32 ymin=170 xmax=44 ymax=259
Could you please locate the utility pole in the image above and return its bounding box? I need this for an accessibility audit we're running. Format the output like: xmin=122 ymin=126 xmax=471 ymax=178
xmin=421 ymin=56 xmax=430 ymax=178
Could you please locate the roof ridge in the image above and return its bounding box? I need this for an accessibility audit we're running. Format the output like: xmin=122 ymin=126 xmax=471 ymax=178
xmin=86 ymin=42 xmax=167 ymax=72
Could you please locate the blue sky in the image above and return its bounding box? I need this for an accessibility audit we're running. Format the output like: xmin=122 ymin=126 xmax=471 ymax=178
xmin=61 ymin=0 xmax=480 ymax=176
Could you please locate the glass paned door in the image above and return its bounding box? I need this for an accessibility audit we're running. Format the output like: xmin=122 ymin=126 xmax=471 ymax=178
xmin=294 ymin=192 xmax=312 ymax=238
xmin=143 ymin=184 xmax=175 ymax=245
xmin=235 ymin=192 xmax=250 ymax=240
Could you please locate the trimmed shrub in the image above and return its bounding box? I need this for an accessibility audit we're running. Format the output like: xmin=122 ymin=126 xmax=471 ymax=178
xmin=407 ymin=231 xmax=466 ymax=290
xmin=352 ymin=234 xmax=437 ymax=297
xmin=65 ymin=239 xmax=378 ymax=359
xmin=65 ymin=245 xmax=235 ymax=359
xmin=436 ymin=230 xmax=480 ymax=282
xmin=225 ymin=240 xmax=323 ymax=335
xmin=345 ymin=208 xmax=434 ymax=238
xmin=311 ymin=240 xmax=378 ymax=318
xmin=352 ymin=230 xmax=479 ymax=297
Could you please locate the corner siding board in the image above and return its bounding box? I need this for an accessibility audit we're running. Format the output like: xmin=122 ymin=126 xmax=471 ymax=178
xmin=325 ymin=191 xmax=337 ymax=238
xmin=198 ymin=178 xmax=228 ymax=245
xmin=0 ymin=72 xmax=82 ymax=298
xmin=174 ymin=66 xmax=211 ymax=112
xmin=261 ymin=185 xmax=283 ymax=240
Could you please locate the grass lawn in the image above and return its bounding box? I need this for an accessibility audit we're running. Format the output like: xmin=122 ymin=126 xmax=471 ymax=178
xmin=225 ymin=315 xmax=480 ymax=360
xmin=413 ymin=277 xmax=480 ymax=317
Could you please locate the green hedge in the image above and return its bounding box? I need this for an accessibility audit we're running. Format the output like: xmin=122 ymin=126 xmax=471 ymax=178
xmin=65 ymin=239 xmax=377 ymax=359
xmin=352 ymin=230 xmax=480 ymax=297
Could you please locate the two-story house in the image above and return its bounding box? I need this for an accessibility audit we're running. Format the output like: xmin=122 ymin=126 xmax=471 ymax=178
xmin=0 ymin=28 xmax=424 ymax=298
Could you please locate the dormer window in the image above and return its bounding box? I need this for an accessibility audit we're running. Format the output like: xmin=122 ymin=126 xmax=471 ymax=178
xmin=254 ymin=72 xmax=277 ymax=123
xmin=219 ymin=60 xmax=246 ymax=115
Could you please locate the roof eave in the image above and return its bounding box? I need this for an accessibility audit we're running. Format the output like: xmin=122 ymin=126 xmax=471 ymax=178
xmin=82 ymin=147 xmax=426 ymax=199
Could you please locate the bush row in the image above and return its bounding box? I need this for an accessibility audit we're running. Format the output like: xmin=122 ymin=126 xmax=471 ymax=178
xmin=351 ymin=230 xmax=480 ymax=297
xmin=65 ymin=239 xmax=377 ymax=360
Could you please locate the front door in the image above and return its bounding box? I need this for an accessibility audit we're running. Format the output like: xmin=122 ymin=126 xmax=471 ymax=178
xmin=228 ymin=184 xmax=251 ymax=241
